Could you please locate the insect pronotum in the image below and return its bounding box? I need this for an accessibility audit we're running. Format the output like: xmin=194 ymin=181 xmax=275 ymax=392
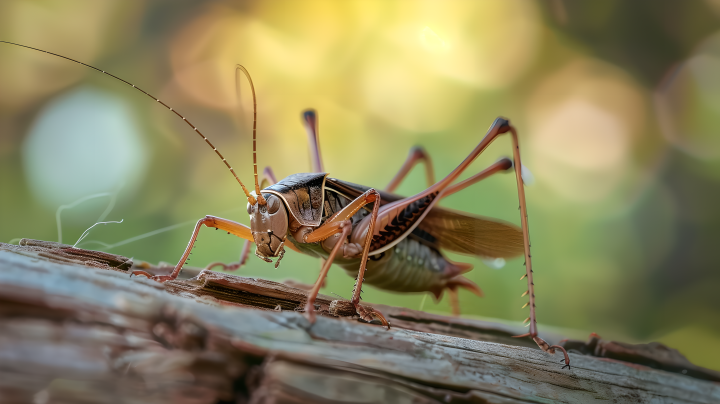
xmin=1 ymin=40 xmax=570 ymax=369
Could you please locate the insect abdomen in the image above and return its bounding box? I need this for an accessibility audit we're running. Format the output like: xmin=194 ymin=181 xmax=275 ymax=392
xmin=340 ymin=237 xmax=466 ymax=294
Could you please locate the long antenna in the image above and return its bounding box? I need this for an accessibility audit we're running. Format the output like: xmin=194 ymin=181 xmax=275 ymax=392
xmin=235 ymin=64 xmax=265 ymax=205
xmin=1 ymin=41 xmax=257 ymax=204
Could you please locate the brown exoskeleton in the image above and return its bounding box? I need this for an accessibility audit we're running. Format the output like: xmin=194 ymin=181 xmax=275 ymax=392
xmin=2 ymin=41 xmax=571 ymax=369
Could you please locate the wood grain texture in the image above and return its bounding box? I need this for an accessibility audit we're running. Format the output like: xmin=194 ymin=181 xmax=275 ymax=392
xmin=0 ymin=242 xmax=718 ymax=403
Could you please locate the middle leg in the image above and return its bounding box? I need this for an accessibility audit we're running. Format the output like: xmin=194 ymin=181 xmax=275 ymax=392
xmin=385 ymin=146 xmax=435 ymax=193
xmin=297 ymin=188 xmax=388 ymax=326
xmin=205 ymin=240 xmax=252 ymax=272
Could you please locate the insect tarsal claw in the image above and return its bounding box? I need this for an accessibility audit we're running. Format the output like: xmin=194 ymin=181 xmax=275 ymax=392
xmin=354 ymin=304 xmax=390 ymax=329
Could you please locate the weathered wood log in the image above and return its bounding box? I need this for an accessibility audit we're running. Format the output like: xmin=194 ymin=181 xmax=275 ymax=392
xmin=0 ymin=241 xmax=718 ymax=403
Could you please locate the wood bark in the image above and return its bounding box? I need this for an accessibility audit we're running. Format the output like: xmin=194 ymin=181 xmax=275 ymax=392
xmin=0 ymin=240 xmax=718 ymax=404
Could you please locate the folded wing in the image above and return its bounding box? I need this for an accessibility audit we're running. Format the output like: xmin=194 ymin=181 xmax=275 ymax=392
xmin=417 ymin=207 xmax=524 ymax=259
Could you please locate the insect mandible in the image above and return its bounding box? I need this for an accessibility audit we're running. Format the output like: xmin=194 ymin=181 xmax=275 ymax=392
xmin=1 ymin=41 xmax=571 ymax=369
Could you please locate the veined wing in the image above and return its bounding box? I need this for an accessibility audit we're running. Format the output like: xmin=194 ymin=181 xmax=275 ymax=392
xmin=417 ymin=207 xmax=524 ymax=259
xmin=325 ymin=177 xmax=524 ymax=259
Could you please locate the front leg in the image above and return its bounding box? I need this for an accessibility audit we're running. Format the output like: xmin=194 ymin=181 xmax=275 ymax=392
xmin=132 ymin=216 xmax=253 ymax=282
xmin=303 ymin=220 xmax=352 ymax=324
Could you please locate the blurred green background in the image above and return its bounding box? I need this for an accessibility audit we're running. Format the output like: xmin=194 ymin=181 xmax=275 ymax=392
xmin=2 ymin=0 xmax=720 ymax=370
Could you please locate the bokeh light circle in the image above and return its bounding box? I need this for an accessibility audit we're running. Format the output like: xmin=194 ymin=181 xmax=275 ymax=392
xmin=526 ymin=59 xmax=647 ymax=204
xmin=22 ymin=88 xmax=148 ymax=212
xmin=656 ymin=30 xmax=720 ymax=160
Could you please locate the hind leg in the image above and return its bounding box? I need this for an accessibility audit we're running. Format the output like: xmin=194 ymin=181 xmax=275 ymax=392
xmin=366 ymin=118 xmax=569 ymax=368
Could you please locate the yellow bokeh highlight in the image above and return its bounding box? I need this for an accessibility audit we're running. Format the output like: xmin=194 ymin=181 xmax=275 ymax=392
xmin=656 ymin=30 xmax=720 ymax=160
xmin=0 ymin=1 xmax=143 ymax=110
xmin=525 ymin=59 xmax=648 ymax=203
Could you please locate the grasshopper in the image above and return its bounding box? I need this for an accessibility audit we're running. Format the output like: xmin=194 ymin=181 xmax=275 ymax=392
xmin=1 ymin=41 xmax=571 ymax=369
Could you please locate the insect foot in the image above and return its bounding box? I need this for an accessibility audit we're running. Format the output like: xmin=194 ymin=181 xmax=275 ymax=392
xmin=354 ymin=303 xmax=390 ymax=329
xmin=533 ymin=335 xmax=571 ymax=370
xmin=303 ymin=299 xmax=318 ymax=325
xmin=131 ymin=270 xmax=174 ymax=283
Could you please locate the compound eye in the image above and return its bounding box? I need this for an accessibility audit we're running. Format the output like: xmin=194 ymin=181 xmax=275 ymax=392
xmin=266 ymin=194 xmax=281 ymax=214
xmin=247 ymin=202 xmax=254 ymax=214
